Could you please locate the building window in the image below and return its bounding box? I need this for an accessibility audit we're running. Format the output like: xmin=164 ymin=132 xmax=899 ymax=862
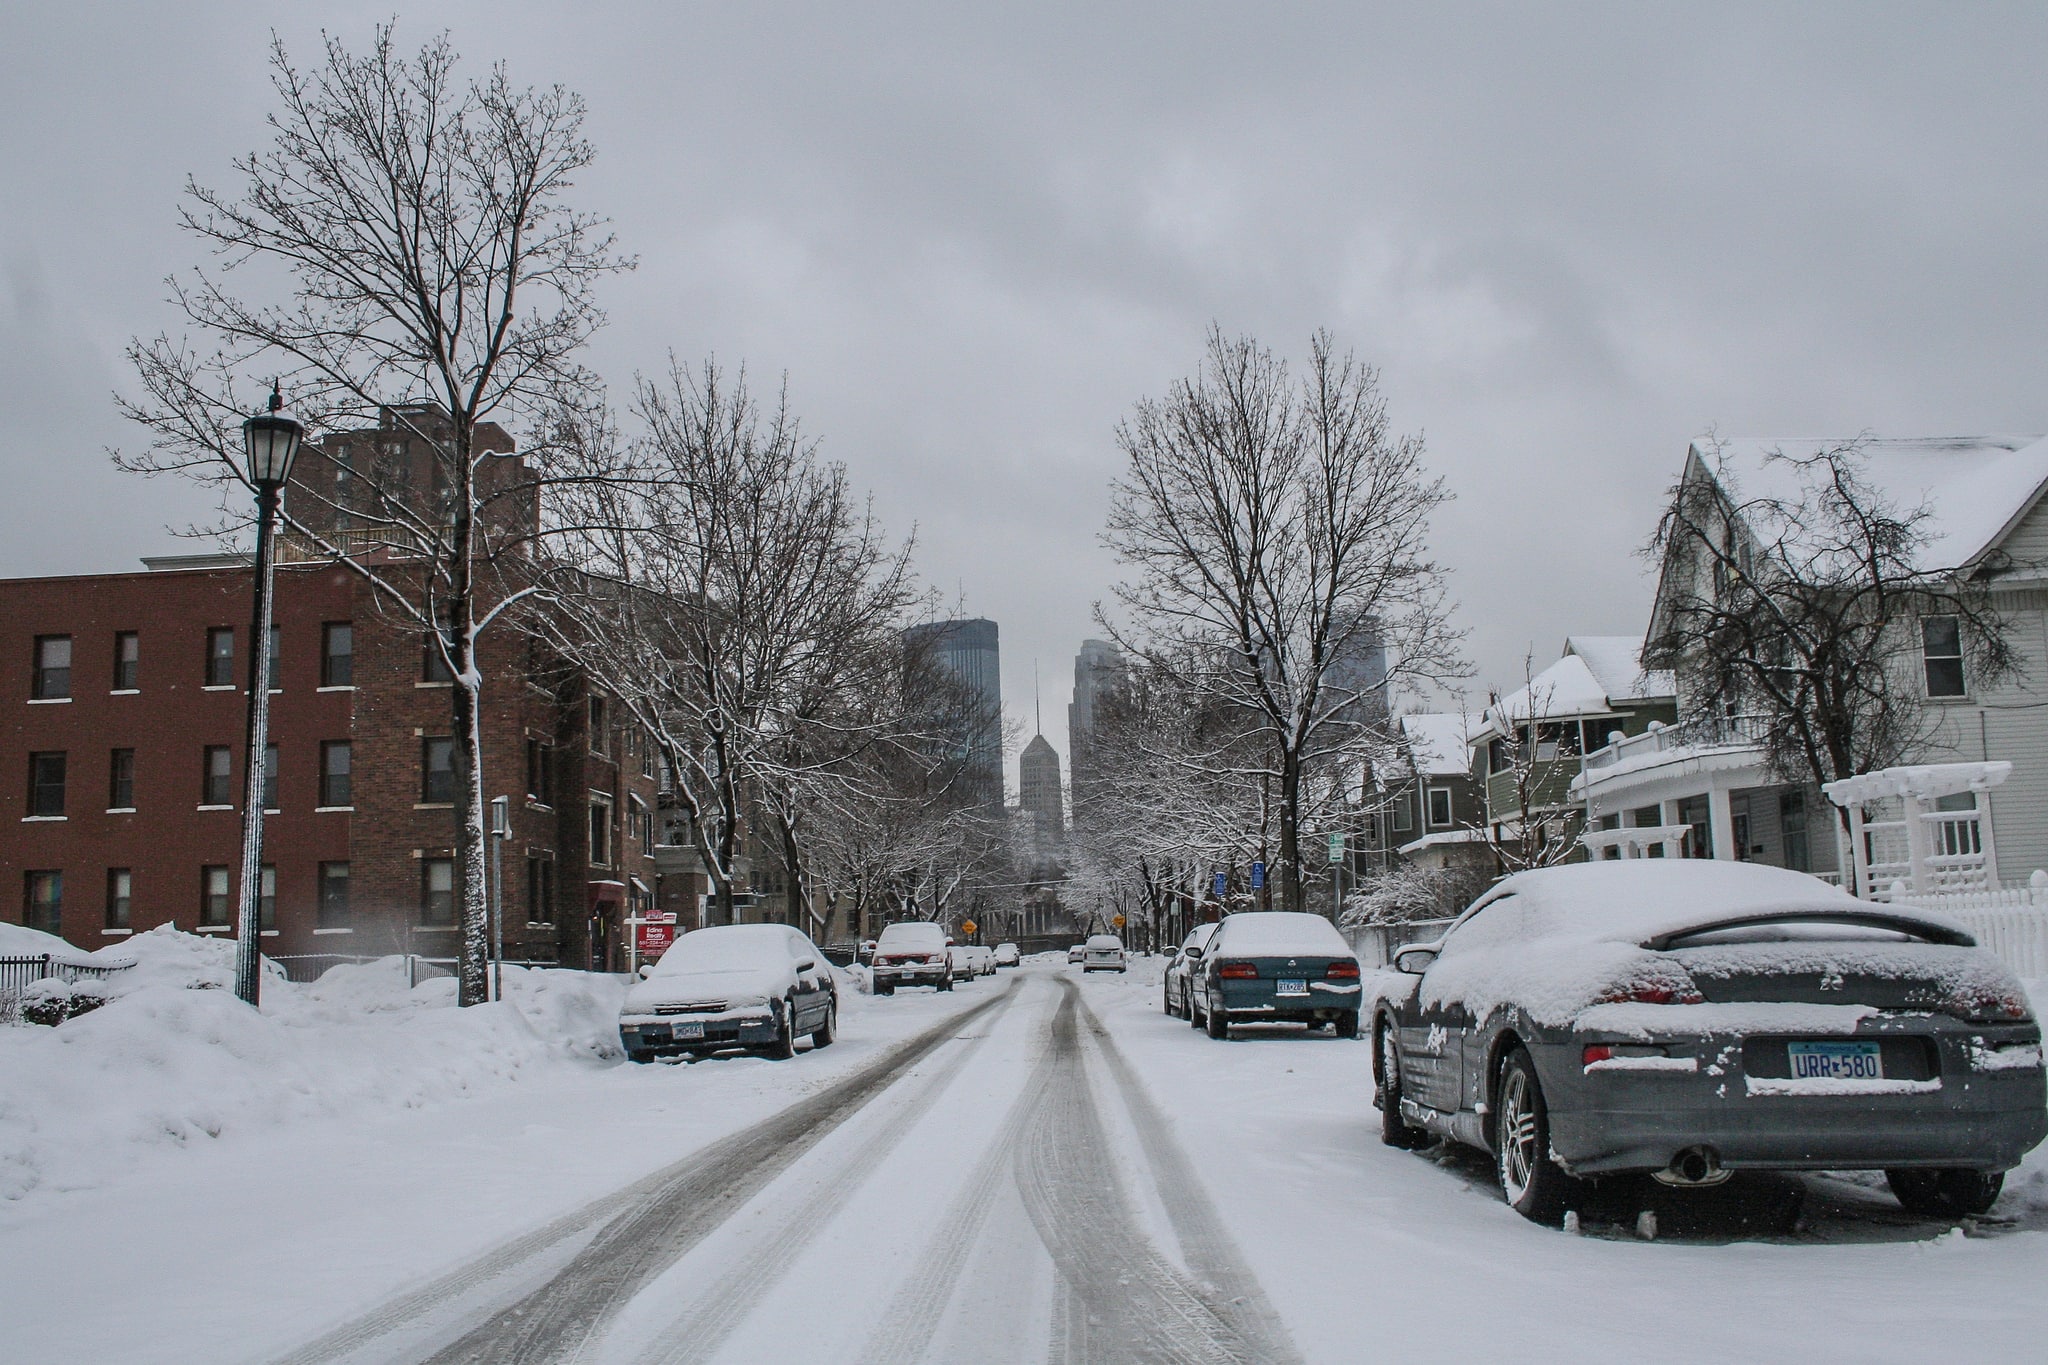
xmin=32 ymin=635 xmax=71 ymax=699
xmin=421 ymin=737 xmax=456 ymax=803
xmin=1780 ymin=790 xmax=1810 ymax=873
xmin=264 ymin=744 xmax=280 ymax=811
xmin=527 ymin=852 xmax=556 ymax=926
xmin=589 ymin=695 xmax=608 ymax=754
xmin=525 ymin=739 xmax=553 ymax=807
xmin=1427 ymin=787 xmax=1453 ymax=828
xmin=28 ymin=751 xmax=66 ymax=817
xmin=109 ymin=749 xmax=135 ymax=810
xmin=629 ymin=795 xmax=652 ymax=851
xmin=321 ymin=622 xmax=353 ymax=687
xmin=320 ymin=741 xmax=352 ymax=807
xmin=267 ymin=624 xmax=281 ymax=691
xmin=206 ymin=628 xmax=235 ymax=687
xmin=113 ymin=631 xmax=139 ymax=690
xmin=106 ymin=868 xmax=131 ymax=930
xmin=589 ymin=794 xmax=613 ymax=867
xmin=260 ymin=865 xmax=277 ymax=931
xmin=200 ymin=865 xmax=231 ymax=927
xmin=422 ymin=636 xmax=454 ymax=684
xmin=1391 ymin=792 xmax=1413 ymax=834
xmin=1922 ymin=615 xmax=1966 ymax=698
xmin=420 ymin=857 xmax=455 ymax=925
xmin=202 ymin=746 xmax=233 ymax=806
xmin=639 ymin=736 xmax=654 ymax=779
xmin=25 ymin=871 xmax=62 ymax=934
xmin=318 ymin=861 xmax=351 ymax=928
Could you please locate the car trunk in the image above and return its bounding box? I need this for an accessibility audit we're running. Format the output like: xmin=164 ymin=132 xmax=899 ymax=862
xmin=1669 ymin=941 xmax=1990 ymax=1012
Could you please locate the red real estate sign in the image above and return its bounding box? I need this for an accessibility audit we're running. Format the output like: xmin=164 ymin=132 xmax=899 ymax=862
xmin=636 ymin=921 xmax=676 ymax=959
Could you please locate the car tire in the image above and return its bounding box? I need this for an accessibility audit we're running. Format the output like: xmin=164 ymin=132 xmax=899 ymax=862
xmin=1376 ymin=1022 xmax=1429 ymax=1150
xmin=1206 ymin=996 xmax=1230 ymax=1040
xmin=938 ymin=977 xmax=953 ymax=992
xmin=1332 ymin=1009 xmax=1360 ymax=1040
xmin=1493 ymin=1046 xmax=1578 ymax=1224
xmin=1189 ymin=991 xmax=1205 ymax=1029
xmin=765 ymin=1001 xmax=799 ymax=1060
xmin=1886 ymin=1168 xmax=2004 ymax=1218
xmin=626 ymin=1047 xmax=655 ymax=1065
xmin=1163 ymin=985 xmax=1176 ymax=1016
xmin=875 ymin=981 xmax=895 ymax=996
xmin=812 ymin=999 xmax=837 ymax=1048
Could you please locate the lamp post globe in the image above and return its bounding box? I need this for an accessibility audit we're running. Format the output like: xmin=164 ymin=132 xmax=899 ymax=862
xmin=231 ymin=384 xmax=304 ymax=1007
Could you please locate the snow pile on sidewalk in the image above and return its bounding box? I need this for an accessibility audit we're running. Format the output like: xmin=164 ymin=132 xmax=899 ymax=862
xmin=0 ymin=927 xmax=628 ymax=1207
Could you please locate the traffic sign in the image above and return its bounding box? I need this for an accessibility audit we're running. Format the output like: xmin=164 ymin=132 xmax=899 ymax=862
xmin=1329 ymin=831 xmax=1345 ymax=860
xmin=961 ymin=919 xmax=978 ymax=937
xmin=1251 ymin=861 xmax=1266 ymax=890
xmin=1111 ymin=914 xmax=1126 ymax=929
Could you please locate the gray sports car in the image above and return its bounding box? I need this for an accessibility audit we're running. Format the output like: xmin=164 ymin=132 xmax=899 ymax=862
xmin=1372 ymin=860 xmax=2046 ymax=1223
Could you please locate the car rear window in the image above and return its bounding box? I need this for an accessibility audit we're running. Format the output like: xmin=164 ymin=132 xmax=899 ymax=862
xmin=1086 ymin=935 xmax=1122 ymax=949
xmin=877 ymin=923 xmax=946 ymax=950
xmin=1212 ymin=912 xmax=1351 ymax=955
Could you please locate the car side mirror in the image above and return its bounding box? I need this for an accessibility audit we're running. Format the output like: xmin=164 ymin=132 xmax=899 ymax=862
xmin=1185 ymin=946 xmax=1203 ymax=960
xmin=1392 ymin=946 xmax=1438 ymax=976
xmin=637 ymin=964 xmax=654 ymax=979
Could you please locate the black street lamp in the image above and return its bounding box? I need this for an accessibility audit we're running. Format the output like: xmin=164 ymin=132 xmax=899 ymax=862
xmin=234 ymin=384 xmax=304 ymax=1006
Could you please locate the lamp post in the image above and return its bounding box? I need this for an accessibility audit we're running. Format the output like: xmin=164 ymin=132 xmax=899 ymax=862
xmin=233 ymin=384 xmax=304 ymax=1007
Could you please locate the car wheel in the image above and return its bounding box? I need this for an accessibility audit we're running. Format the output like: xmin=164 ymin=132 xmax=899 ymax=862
xmin=1188 ymin=990 xmax=1205 ymax=1029
xmin=765 ymin=1001 xmax=799 ymax=1060
xmin=812 ymin=998 xmax=837 ymax=1048
xmin=1376 ymin=1022 xmax=1429 ymax=1150
xmin=938 ymin=976 xmax=953 ymax=992
xmin=1205 ymin=996 xmax=1230 ymax=1040
xmin=1886 ymin=1168 xmax=2005 ymax=1218
xmin=625 ymin=1047 xmax=655 ymax=1065
xmin=1163 ymin=984 xmax=1176 ymax=1016
xmin=1332 ymin=1009 xmax=1360 ymax=1040
xmin=1494 ymin=1046 xmax=1578 ymax=1223
xmin=875 ymin=981 xmax=895 ymax=996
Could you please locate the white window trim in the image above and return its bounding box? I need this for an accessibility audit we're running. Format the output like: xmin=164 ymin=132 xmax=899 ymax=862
xmin=195 ymin=924 xmax=231 ymax=934
xmin=197 ymin=803 xmax=234 ymax=812
xmin=201 ymin=684 xmax=237 ymax=693
xmin=26 ymin=697 xmax=72 ymax=705
xmin=316 ymin=685 xmax=355 ymax=694
xmin=1426 ymin=787 xmax=1454 ymax=828
xmin=106 ymin=806 xmax=136 ymax=815
xmin=110 ymin=689 xmax=140 ymax=696
xmin=101 ymin=928 xmax=134 ymax=937
xmin=314 ymin=805 xmax=355 ymax=813
xmin=313 ymin=927 xmax=354 ymax=936
xmin=21 ymin=815 xmax=67 ymax=823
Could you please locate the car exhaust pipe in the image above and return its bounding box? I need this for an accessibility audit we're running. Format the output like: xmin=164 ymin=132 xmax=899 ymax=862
xmin=1654 ymin=1146 xmax=1730 ymax=1187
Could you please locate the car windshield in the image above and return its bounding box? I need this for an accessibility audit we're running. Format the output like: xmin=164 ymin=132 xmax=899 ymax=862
xmin=1213 ymin=912 xmax=1350 ymax=955
xmin=877 ymin=923 xmax=946 ymax=951
xmin=651 ymin=926 xmax=793 ymax=976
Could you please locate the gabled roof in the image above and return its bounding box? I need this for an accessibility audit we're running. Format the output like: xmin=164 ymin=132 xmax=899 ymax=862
xmin=1484 ymin=654 xmax=1615 ymax=732
xmin=1397 ymin=713 xmax=1476 ymax=777
xmin=1563 ymin=635 xmax=1673 ymax=704
xmin=1692 ymin=434 xmax=2048 ymax=573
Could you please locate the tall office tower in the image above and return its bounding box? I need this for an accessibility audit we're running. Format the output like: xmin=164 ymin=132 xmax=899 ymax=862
xmin=904 ymin=617 xmax=1002 ymax=805
xmin=1018 ymin=733 xmax=1065 ymax=840
xmin=1322 ymin=616 xmax=1388 ymax=722
xmin=1066 ymin=638 xmax=1123 ymax=824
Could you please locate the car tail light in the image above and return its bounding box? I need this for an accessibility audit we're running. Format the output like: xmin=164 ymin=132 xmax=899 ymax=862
xmin=1596 ymin=967 xmax=1704 ymax=1007
xmin=1218 ymin=962 xmax=1258 ymax=980
xmin=1326 ymin=960 xmax=1361 ymax=979
xmin=1583 ymin=1043 xmax=1671 ymax=1068
xmin=1583 ymin=1045 xmax=1613 ymax=1066
xmin=1614 ymin=984 xmax=1704 ymax=1005
xmin=1957 ymin=990 xmax=2033 ymax=1023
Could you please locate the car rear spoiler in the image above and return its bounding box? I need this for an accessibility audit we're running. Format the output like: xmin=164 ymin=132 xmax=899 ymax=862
xmin=1641 ymin=909 xmax=1976 ymax=951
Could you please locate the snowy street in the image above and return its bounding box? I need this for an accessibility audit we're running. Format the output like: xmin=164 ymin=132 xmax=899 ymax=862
xmin=5 ymin=954 xmax=2048 ymax=1364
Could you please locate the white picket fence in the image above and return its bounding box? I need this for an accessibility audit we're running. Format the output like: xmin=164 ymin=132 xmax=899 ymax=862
xmin=1887 ymin=878 xmax=2048 ymax=979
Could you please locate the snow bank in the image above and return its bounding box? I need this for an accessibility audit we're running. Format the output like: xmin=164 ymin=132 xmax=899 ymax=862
xmin=0 ymin=928 xmax=628 ymax=1207
xmin=0 ymin=923 xmax=96 ymax=965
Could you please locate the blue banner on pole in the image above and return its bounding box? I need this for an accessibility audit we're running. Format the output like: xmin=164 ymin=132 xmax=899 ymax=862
xmin=1251 ymin=861 xmax=1265 ymax=890
xmin=1213 ymin=872 xmax=1227 ymax=897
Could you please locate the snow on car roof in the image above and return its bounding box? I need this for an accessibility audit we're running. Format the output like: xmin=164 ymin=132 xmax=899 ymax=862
xmin=876 ymin=921 xmax=946 ymax=942
xmin=1478 ymin=860 xmax=1963 ymax=945
xmin=1212 ymin=911 xmax=1353 ymax=955
xmin=654 ymin=923 xmax=806 ymax=973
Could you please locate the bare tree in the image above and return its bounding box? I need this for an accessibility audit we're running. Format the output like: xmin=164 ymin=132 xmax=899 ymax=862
xmin=118 ymin=26 xmax=630 ymax=1004
xmin=1101 ymin=327 xmax=1464 ymax=912
xmin=1644 ymin=440 xmax=2021 ymax=836
xmin=1478 ymin=661 xmax=1592 ymax=874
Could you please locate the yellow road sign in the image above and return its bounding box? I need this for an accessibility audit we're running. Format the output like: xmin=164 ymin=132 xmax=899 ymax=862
xmin=1111 ymin=914 xmax=1126 ymax=928
xmin=961 ymin=919 xmax=977 ymax=936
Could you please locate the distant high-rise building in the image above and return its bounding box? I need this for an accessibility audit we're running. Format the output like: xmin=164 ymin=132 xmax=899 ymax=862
xmin=1323 ymin=617 xmax=1388 ymax=722
xmin=1019 ymin=733 xmax=1064 ymax=840
xmin=904 ymin=617 xmax=1002 ymax=805
xmin=1066 ymin=638 xmax=1123 ymax=824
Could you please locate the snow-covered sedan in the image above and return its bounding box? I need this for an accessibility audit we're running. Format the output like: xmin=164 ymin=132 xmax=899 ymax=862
xmin=1192 ymin=912 xmax=1362 ymax=1037
xmin=994 ymin=942 xmax=1021 ymax=967
xmin=1373 ymin=860 xmax=2048 ymax=1223
xmin=1081 ymin=934 xmax=1127 ymax=973
xmin=871 ymin=921 xmax=954 ymax=995
xmin=619 ymin=924 xmax=838 ymax=1062
xmin=1163 ymin=923 xmax=1218 ymax=1018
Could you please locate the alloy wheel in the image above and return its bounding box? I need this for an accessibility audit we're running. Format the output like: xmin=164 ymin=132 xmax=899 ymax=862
xmin=1497 ymin=1065 xmax=1539 ymax=1204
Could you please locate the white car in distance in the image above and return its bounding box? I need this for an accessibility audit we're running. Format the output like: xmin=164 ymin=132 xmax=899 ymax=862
xmin=1081 ymin=934 xmax=1127 ymax=973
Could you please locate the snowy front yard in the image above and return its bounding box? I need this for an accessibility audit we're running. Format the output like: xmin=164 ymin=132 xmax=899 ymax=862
xmin=3 ymin=934 xmax=2047 ymax=1363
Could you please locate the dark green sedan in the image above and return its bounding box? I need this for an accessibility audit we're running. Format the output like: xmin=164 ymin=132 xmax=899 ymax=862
xmin=1191 ymin=911 xmax=1364 ymax=1039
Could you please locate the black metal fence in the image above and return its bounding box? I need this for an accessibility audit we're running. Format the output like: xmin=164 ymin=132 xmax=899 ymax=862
xmin=267 ymin=953 xmax=564 ymax=986
xmin=1 ymin=953 xmax=136 ymax=1018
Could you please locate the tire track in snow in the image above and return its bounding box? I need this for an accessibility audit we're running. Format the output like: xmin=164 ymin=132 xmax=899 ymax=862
xmin=630 ymin=983 xmax=1026 ymax=1365
xmin=264 ymin=986 xmax=1016 ymax=1365
xmin=1013 ymin=980 xmax=1270 ymax=1365
xmin=1075 ymin=996 xmax=1303 ymax=1365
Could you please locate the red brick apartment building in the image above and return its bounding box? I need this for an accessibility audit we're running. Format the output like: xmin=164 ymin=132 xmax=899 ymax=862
xmin=3 ymin=407 xmax=694 ymax=970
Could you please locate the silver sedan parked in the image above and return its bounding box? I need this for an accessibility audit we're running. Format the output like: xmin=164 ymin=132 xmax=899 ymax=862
xmin=1373 ymin=861 xmax=2047 ymax=1222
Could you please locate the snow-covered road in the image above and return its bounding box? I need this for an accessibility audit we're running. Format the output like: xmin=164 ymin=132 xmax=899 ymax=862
xmin=6 ymin=956 xmax=2048 ymax=1363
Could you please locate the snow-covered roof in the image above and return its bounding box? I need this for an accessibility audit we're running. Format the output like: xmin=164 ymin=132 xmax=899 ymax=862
xmin=1398 ymin=712 xmax=1475 ymax=777
xmin=1484 ymin=654 xmax=1613 ymax=730
xmin=1696 ymin=434 xmax=2048 ymax=572
xmin=1396 ymin=829 xmax=1488 ymax=856
xmin=1563 ymin=636 xmax=1673 ymax=704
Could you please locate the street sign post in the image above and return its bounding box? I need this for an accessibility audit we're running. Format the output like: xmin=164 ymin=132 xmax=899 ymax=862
xmin=1251 ymin=861 xmax=1265 ymax=890
xmin=1329 ymin=831 xmax=1345 ymax=860
xmin=635 ymin=920 xmax=675 ymax=959
xmin=1213 ymin=872 xmax=1227 ymax=898
xmin=1112 ymin=914 xmax=1126 ymax=929
xmin=962 ymin=919 xmax=978 ymax=939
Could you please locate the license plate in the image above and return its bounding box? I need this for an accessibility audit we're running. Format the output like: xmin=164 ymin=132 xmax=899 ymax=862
xmin=1787 ymin=1040 xmax=1882 ymax=1080
xmin=672 ymin=1021 xmax=705 ymax=1041
xmin=1277 ymin=978 xmax=1308 ymax=996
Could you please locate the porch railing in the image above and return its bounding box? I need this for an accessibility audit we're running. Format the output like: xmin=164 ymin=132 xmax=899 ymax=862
xmin=1582 ymin=713 xmax=1769 ymax=774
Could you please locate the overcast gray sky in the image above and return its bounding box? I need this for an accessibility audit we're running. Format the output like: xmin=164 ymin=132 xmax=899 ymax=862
xmin=6 ymin=3 xmax=2048 ymax=792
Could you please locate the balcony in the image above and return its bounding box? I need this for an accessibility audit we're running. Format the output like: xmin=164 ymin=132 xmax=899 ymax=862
xmin=1581 ymin=714 xmax=1768 ymax=774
